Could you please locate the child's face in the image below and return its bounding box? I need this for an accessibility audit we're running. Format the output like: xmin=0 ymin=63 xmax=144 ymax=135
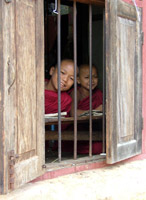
xmin=50 ymin=60 xmax=74 ymax=92
xmin=78 ymin=66 xmax=98 ymax=91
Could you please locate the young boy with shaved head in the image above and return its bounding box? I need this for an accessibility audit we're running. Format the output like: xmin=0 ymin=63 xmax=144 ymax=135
xmin=45 ymin=59 xmax=75 ymax=116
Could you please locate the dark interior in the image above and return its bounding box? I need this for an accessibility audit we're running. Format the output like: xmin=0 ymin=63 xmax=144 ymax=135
xmin=44 ymin=0 xmax=104 ymax=163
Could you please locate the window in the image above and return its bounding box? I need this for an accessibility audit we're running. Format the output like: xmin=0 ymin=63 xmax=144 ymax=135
xmin=0 ymin=0 xmax=142 ymax=194
xmin=44 ymin=0 xmax=106 ymax=165
xmin=44 ymin=0 xmax=143 ymax=166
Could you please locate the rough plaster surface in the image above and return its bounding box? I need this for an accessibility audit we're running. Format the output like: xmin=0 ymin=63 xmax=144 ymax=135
xmin=1 ymin=159 xmax=146 ymax=200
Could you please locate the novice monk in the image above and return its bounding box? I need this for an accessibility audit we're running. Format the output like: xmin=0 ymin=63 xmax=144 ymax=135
xmin=69 ymin=64 xmax=103 ymax=154
xmin=70 ymin=64 xmax=103 ymax=117
xmin=45 ymin=59 xmax=74 ymax=116
xmin=45 ymin=59 xmax=75 ymax=153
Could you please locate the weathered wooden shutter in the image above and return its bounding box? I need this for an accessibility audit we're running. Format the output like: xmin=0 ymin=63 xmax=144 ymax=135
xmin=106 ymin=0 xmax=143 ymax=164
xmin=0 ymin=0 xmax=44 ymax=194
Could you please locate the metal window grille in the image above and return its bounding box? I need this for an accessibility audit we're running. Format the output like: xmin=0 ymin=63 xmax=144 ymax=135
xmin=55 ymin=0 xmax=106 ymax=162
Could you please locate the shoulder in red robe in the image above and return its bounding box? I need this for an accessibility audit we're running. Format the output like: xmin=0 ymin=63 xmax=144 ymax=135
xmin=45 ymin=90 xmax=72 ymax=116
xmin=78 ymin=88 xmax=103 ymax=110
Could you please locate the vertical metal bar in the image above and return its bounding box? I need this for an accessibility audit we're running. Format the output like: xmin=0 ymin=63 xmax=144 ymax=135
xmin=89 ymin=4 xmax=92 ymax=157
xmin=102 ymin=9 xmax=106 ymax=154
xmin=73 ymin=1 xmax=77 ymax=159
xmin=57 ymin=0 xmax=61 ymax=162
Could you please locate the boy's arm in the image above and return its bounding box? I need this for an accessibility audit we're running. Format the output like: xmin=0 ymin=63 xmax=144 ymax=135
xmin=94 ymin=90 xmax=103 ymax=111
xmin=95 ymin=104 xmax=103 ymax=111
xmin=76 ymin=109 xmax=89 ymax=117
xmin=70 ymin=90 xmax=76 ymax=116
xmin=70 ymin=90 xmax=89 ymax=117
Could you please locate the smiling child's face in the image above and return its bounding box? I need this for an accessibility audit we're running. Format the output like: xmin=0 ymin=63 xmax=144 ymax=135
xmin=49 ymin=60 xmax=74 ymax=92
xmin=78 ymin=65 xmax=98 ymax=91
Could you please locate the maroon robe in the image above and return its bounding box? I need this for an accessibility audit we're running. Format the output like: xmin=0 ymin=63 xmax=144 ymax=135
xmin=45 ymin=90 xmax=72 ymax=116
xmin=45 ymin=89 xmax=72 ymax=150
xmin=77 ymin=88 xmax=103 ymax=154
xmin=60 ymin=141 xmax=102 ymax=154
xmin=78 ymin=88 xmax=103 ymax=110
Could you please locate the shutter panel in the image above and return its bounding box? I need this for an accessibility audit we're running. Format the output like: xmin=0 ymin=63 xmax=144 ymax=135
xmin=106 ymin=0 xmax=143 ymax=164
xmin=1 ymin=0 xmax=44 ymax=193
xmin=0 ymin=0 xmax=4 ymax=194
xmin=14 ymin=0 xmax=45 ymax=188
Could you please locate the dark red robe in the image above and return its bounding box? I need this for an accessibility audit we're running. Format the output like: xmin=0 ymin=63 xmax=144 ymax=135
xmin=78 ymin=88 xmax=103 ymax=110
xmin=45 ymin=89 xmax=72 ymax=150
xmin=77 ymin=88 xmax=103 ymax=154
xmin=60 ymin=141 xmax=102 ymax=154
xmin=45 ymin=89 xmax=72 ymax=116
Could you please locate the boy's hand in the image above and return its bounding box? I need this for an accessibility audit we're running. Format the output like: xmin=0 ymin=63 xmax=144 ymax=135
xmin=95 ymin=105 xmax=102 ymax=111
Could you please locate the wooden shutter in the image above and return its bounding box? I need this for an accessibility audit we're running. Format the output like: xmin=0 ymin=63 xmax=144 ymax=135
xmin=0 ymin=0 xmax=4 ymax=194
xmin=0 ymin=0 xmax=44 ymax=194
xmin=105 ymin=0 xmax=143 ymax=164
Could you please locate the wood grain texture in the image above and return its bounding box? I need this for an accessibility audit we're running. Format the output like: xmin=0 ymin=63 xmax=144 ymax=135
xmin=0 ymin=0 xmax=4 ymax=195
xmin=106 ymin=0 xmax=142 ymax=164
xmin=117 ymin=0 xmax=136 ymax=21
xmin=116 ymin=17 xmax=135 ymax=143
xmin=16 ymin=0 xmax=37 ymax=154
xmin=2 ymin=0 xmax=17 ymax=193
xmin=74 ymin=0 xmax=105 ymax=6
xmin=45 ymin=115 xmax=103 ymax=125
xmin=45 ymin=130 xmax=102 ymax=141
xmin=35 ymin=0 xmax=45 ymax=178
xmin=1 ymin=0 xmax=44 ymax=193
xmin=13 ymin=0 xmax=45 ymax=189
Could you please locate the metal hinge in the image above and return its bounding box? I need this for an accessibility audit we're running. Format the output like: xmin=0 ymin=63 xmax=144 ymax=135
xmin=141 ymin=32 xmax=144 ymax=46
xmin=8 ymin=150 xmax=19 ymax=190
xmin=42 ymin=164 xmax=47 ymax=169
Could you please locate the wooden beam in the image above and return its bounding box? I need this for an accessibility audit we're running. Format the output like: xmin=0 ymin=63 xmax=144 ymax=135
xmin=71 ymin=0 xmax=105 ymax=6
xmin=45 ymin=115 xmax=103 ymax=125
xmin=45 ymin=130 xmax=102 ymax=141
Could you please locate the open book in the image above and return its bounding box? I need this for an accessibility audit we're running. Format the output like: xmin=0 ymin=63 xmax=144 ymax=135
xmin=45 ymin=112 xmax=67 ymax=119
xmin=79 ymin=110 xmax=103 ymax=117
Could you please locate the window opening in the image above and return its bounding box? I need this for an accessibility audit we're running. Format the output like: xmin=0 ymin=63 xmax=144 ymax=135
xmin=44 ymin=0 xmax=105 ymax=165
